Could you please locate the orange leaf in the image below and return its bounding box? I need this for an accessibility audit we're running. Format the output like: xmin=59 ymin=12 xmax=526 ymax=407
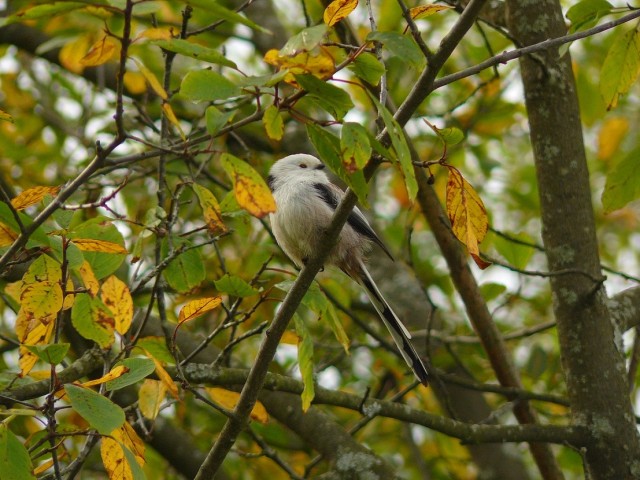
xmin=178 ymin=297 xmax=222 ymax=324
xmin=324 ymin=0 xmax=358 ymax=26
xmin=221 ymin=153 xmax=276 ymax=219
xmin=123 ymin=71 xmax=147 ymax=95
xmin=0 ymin=222 xmax=18 ymax=247
xmin=81 ymin=35 xmax=120 ymax=67
xmin=445 ymin=168 xmax=488 ymax=257
xmin=101 ymin=275 xmax=133 ymax=335
xmin=11 ymin=186 xmax=60 ymax=210
xmin=19 ymin=319 xmax=55 ymax=376
xmin=192 ymin=184 xmax=227 ymax=234
xmin=207 ymin=387 xmax=269 ymax=424
xmin=81 ymin=365 xmax=129 ymax=388
xmin=598 ymin=116 xmax=629 ymax=160
xmin=280 ymin=330 xmax=299 ymax=345
xmin=138 ymin=379 xmax=167 ymax=420
xmin=71 ymin=238 xmax=128 ymax=254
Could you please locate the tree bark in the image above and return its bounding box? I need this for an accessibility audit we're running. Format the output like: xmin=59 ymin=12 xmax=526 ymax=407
xmin=505 ymin=0 xmax=640 ymax=478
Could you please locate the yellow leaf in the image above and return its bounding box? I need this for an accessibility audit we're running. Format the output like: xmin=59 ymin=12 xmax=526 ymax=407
xmin=264 ymin=48 xmax=336 ymax=83
xmin=63 ymin=278 xmax=75 ymax=311
xmin=598 ymin=116 xmax=629 ymax=160
xmin=71 ymin=238 xmax=128 ymax=254
xmin=123 ymin=71 xmax=147 ymax=95
xmin=446 ymin=168 xmax=488 ymax=257
xmin=221 ymin=153 xmax=276 ymax=219
xmin=81 ymin=365 xmax=129 ymax=388
xmin=138 ymin=379 xmax=166 ymax=420
xmin=60 ymin=34 xmax=91 ymax=74
xmin=19 ymin=320 xmax=55 ymax=376
xmin=11 ymin=186 xmax=60 ymax=210
xmin=192 ymin=184 xmax=227 ymax=234
xmin=162 ymin=103 xmax=185 ymax=140
xmin=21 ymin=281 xmax=63 ymax=322
xmin=78 ymin=260 xmax=100 ymax=297
xmin=281 ymin=330 xmax=299 ymax=345
xmin=149 ymin=356 xmax=179 ymax=400
xmin=33 ymin=459 xmax=55 ymax=475
xmin=4 ymin=281 xmax=21 ymax=303
xmin=0 ymin=108 xmax=13 ymax=123
xmin=409 ymin=4 xmax=453 ymax=20
xmin=0 ymin=222 xmax=18 ymax=247
xmin=263 ymin=105 xmax=284 ymax=141
xmin=101 ymin=436 xmax=134 ymax=480
xmin=324 ymin=0 xmax=358 ymax=26
xmin=132 ymin=57 xmax=167 ymax=100
xmin=101 ymin=275 xmax=133 ymax=335
xmin=206 ymin=387 xmax=269 ymax=424
xmin=178 ymin=297 xmax=222 ymax=324
xmin=118 ymin=422 xmax=145 ymax=466
xmin=81 ymin=35 xmax=120 ymax=67
xmin=136 ymin=27 xmax=173 ymax=41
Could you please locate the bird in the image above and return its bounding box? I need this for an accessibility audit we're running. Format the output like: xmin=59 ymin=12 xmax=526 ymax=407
xmin=268 ymin=153 xmax=429 ymax=386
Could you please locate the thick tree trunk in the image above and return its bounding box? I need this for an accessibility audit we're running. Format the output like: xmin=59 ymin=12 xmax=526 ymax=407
xmin=505 ymin=0 xmax=640 ymax=478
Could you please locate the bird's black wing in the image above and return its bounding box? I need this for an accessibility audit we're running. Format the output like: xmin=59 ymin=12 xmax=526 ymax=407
xmin=312 ymin=182 xmax=393 ymax=260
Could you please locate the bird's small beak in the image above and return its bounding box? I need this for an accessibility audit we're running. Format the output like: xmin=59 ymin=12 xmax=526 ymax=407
xmin=314 ymin=164 xmax=325 ymax=170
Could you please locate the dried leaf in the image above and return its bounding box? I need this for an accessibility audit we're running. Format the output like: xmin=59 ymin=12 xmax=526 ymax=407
xmin=446 ymin=168 xmax=488 ymax=258
xmin=81 ymin=365 xmax=129 ymax=388
xmin=149 ymin=356 xmax=179 ymax=400
xmin=409 ymin=4 xmax=453 ymax=20
xmin=78 ymin=260 xmax=100 ymax=297
xmin=0 ymin=222 xmax=18 ymax=247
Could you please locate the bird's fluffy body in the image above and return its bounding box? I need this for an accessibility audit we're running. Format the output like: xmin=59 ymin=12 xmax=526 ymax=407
xmin=268 ymin=154 xmax=429 ymax=385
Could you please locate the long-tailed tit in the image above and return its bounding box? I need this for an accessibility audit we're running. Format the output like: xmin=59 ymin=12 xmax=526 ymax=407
xmin=268 ymin=154 xmax=429 ymax=385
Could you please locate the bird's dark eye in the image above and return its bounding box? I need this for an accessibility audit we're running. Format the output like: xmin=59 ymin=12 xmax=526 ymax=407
xmin=299 ymin=163 xmax=308 ymax=169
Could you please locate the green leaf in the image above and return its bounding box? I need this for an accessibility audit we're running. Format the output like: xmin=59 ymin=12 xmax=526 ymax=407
xmin=566 ymin=0 xmax=613 ymax=33
xmin=48 ymin=235 xmax=84 ymax=270
xmin=68 ymin=217 xmax=126 ymax=279
xmin=153 ymin=39 xmax=237 ymax=69
xmin=205 ymin=106 xmax=235 ymax=136
xmin=6 ymin=2 xmax=84 ymax=23
xmin=369 ymin=93 xmax=418 ymax=200
xmin=367 ymin=31 xmax=425 ymax=69
xmin=600 ymin=27 xmax=640 ymax=110
xmin=295 ymin=74 xmax=354 ymax=121
xmin=135 ymin=337 xmax=175 ymax=364
xmin=348 ymin=52 xmax=385 ymax=86
xmin=479 ymin=282 xmax=507 ymax=302
xmin=263 ymin=105 xmax=284 ymax=141
xmin=341 ymin=122 xmax=371 ymax=173
xmin=180 ymin=70 xmax=240 ymax=103
xmin=493 ymin=231 xmax=535 ymax=270
xmin=65 ymin=384 xmax=125 ymax=435
xmin=24 ymin=343 xmax=70 ymax=365
xmin=280 ymin=24 xmax=328 ymax=56
xmin=162 ymin=237 xmax=206 ymax=293
xmin=71 ymin=293 xmax=115 ymax=348
xmin=306 ymin=124 xmax=369 ymax=206
xmin=438 ymin=127 xmax=465 ymax=145
xmin=602 ymin=147 xmax=640 ymax=214
xmin=122 ymin=443 xmax=147 ymax=480
xmin=0 ymin=203 xmax=49 ymax=249
xmin=294 ymin=314 xmax=315 ymax=412
xmin=185 ymin=0 xmax=270 ymax=33
xmin=236 ymin=71 xmax=288 ymax=88
xmin=214 ymin=273 xmax=258 ymax=297
xmin=106 ymin=357 xmax=157 ymax=392
xmin=0 ymin=424 xmax=35 ymax=480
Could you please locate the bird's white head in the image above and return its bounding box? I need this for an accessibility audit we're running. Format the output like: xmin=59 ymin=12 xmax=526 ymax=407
xmin=268 ymin=154 xmax=328 ymax=192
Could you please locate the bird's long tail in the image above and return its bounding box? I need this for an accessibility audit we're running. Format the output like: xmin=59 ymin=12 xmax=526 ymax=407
xmin=356 ymin=261 xmax=429 ymax=386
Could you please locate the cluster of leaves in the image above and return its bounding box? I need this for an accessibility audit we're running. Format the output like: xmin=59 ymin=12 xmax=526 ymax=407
xmin=0 ymin=0 xmax=639 ymax=478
